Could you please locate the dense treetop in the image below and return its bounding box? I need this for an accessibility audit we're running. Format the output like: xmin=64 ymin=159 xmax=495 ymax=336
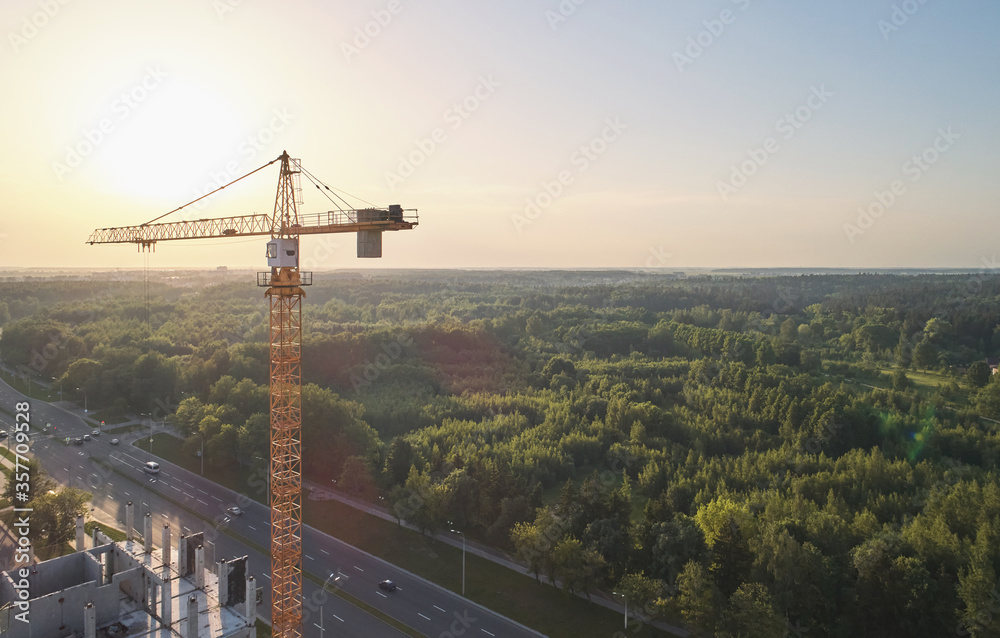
xmin=2 ymin=270 xmax=999 ymax=637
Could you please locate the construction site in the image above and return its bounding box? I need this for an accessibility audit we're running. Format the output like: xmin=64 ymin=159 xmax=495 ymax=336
xmin=0 ymin=503 xmax=256 ymax=638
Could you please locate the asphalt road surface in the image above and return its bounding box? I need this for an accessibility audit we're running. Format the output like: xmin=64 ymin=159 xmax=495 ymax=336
xmin=0 ymin=377 xmax=543 ymax=638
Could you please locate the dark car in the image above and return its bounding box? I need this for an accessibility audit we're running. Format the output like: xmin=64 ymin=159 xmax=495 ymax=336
xmin=0 ymin=431 xmax=7 ymax=439
xmin=378 ymin=579 xmax=397 ymax=592
xmin=73 ymin=437 xmax=84 ymax=446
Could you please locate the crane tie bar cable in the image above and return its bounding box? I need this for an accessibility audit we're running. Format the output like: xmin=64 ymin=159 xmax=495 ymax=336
xmin=141 ymin=156 xmax=282 ymax=226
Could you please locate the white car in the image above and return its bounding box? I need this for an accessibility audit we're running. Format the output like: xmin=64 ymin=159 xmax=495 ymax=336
xmin=227 ymin=506 xmax=243 ymax=516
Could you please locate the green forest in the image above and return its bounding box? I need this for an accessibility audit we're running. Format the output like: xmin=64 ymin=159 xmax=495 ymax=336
xmin=2 ymin=270 xmax=1000 ymax=638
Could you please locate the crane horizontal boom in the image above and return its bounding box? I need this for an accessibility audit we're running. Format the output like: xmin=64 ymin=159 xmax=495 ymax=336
xmin=87 ymin=208 xmax=418 ymax=245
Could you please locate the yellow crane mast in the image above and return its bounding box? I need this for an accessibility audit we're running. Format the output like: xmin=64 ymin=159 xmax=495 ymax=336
xmin=88 ymin=151 xmax=418 ymax=637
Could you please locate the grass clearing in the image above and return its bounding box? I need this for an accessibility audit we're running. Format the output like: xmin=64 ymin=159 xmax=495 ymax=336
xmin=85 ymin=520 xmax=127 ymax=542
xmin=105 ymin=423 xmax=144 ymax=436
xmin=877 ymin=366 xmax=956 ymax=390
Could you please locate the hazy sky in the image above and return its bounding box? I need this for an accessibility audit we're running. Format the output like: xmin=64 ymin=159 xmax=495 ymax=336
xmin=2 ymin=0 xmax=998 ymax=270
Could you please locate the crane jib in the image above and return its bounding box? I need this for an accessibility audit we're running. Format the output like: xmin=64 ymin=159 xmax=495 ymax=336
xmin=87 ymin=210 xmax=418 ymax=245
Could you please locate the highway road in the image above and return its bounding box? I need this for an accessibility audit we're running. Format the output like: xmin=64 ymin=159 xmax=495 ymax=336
xmin=0 ymin=377 xmax=543 ymax=638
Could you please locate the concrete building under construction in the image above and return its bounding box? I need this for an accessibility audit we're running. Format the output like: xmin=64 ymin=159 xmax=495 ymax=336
xmin=0 ymin=502 xmax=257 ymax=638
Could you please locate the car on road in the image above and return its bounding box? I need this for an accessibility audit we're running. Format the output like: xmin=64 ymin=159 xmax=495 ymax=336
xmin=73 ymin=438 xmax=83 ymax=446
xmin=227 ymin=506 xmax=243 ymax=516
xmin=83 ymin=434 xmax=91 ymax=441
xmin=110 ymin=438 xmax=120 ymax=445
xmin=0 ymin=431 xmax=7 ymax=439
xmin=378 ymin=579 xmax=397 ymax=592
xmin=91 ymin=429 xmax=100 ymax=437
xmin=144 ymin=461 xmax=160 ymax=474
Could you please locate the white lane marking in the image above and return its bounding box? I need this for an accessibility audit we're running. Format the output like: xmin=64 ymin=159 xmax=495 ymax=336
xmin=262 ymin=573 xmax=271 ymax=580
xmin=481 ymin=630 xmax=495 ymax=636
xmin=305 ymin=555 xmax=315 ymax=561
xmin=197 ymin=488 xmax=208 ymax=495
xmin=320 ymin=549 xmax=330 ymax=555
xmin=184 ymin=482 xmax=194 ymax=488
xmin=433 ymin=605 xmax=447 ymax=613
xmin=183 ymin=526 xmax=190 ymax=533
xmin=171 ymin=486 xmax=181 ymax=493
xmin=332 ymin=614 xmax=344 ymax=623
xmin=377 ymin=591 xmax=387 ymax=598
xmin=248 ymin=525 xmax=257 ymax=531
xmin=211 ymin=496 xmax=222 ymax=502
xmin=196 ymin=499 xmax=208 ymax=506
xmin=418 ymin=613 xmax=431 ymax=621
xmin=124 ymin=492 xmax=131 ymax=497
xmin=353 ymin=566 xmax=364 ymax=572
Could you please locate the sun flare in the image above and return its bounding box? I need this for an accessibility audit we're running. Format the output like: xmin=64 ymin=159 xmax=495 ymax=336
xmin=94 ymin=82 xmax=245 ymax=204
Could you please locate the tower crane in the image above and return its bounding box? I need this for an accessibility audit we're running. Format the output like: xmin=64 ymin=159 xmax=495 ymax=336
xmin=88 ymin=151 xmax=418 ymax=637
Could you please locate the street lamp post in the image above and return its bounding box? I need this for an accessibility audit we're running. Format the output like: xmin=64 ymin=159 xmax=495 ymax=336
xmin=450 ymin=528 xmax=466 ymax=596
xmin=200 ymin=435 xmax=204 ymax=475
xmin=613 ymin=591 xmax=628 ymax=630
xmin=76 ymin=387 xmax=88 ymax=413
